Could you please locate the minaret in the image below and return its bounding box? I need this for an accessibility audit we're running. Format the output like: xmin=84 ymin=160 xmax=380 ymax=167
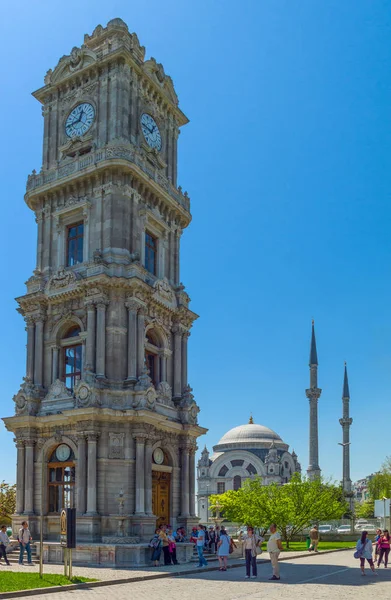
xmin=339 ymin=363 xmax=353 ymax=494
xmin=306 ymin=320 xmax=322 ymax=479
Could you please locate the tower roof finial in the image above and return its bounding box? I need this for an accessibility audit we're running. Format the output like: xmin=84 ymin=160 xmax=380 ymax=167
xmin=343 ymin=362 xmax=350 ymax=399
xmin=309 ymin=320 xmax=318 ymax=366
xmin=249 ymin=414 xmax=254 ymax=425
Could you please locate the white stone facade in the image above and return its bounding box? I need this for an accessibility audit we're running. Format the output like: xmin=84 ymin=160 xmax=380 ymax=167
xmin=2 ymin=19 xmax=206 ymax=552
xmin=197 ymin=421 xmax=301 ymax=523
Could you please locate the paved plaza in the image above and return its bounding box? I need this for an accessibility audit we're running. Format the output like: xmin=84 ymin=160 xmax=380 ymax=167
xmin=9 ymin=550 xmax=391 ymax=600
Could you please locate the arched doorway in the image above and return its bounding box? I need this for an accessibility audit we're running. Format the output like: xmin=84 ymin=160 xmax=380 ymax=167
xmin=151 ymin=448 xmax=171 ymax=528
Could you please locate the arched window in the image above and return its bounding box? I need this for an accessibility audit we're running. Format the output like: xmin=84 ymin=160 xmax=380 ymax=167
xmin=246 ymin=463 xmax=257 ymax=475
xmin=233 ymin=475 xmax=242 ymax=491
xmin=61 ymin=325 xmax=82 ymax=391
xmin=47 ymin=445 xmax=75 ymax=514
xmin=145 ymin=329 xmax=162 ymax=386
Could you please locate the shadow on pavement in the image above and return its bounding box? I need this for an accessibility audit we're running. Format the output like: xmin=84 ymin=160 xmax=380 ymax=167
xmin=177 ymin=562 xmax=391 ymax=586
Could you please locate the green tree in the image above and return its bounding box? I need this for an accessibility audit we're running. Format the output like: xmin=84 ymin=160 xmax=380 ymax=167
xmin=0 ymin=481 xmax=16 ymax=524
xmin=355 ymin=499 xmax=375 ymax=519
xmin=367 ymin=472 xmax=391 ymax=500
xmin=210 ymin=473 xmax=347 ymax=548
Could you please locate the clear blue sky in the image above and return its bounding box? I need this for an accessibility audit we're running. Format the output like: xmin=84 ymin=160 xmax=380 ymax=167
xmin=1 ymin=1 xmax=390 ymax=485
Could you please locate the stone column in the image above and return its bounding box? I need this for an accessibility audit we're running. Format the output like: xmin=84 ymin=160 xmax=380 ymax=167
xmin=134 ymin=435 xmax=146 ymax=515
xmin=35 ymin=210 xmax=44 ymax=273
xmin=34 ymin=315 xmax=45 ymax=387
xmin=161 ymin=351 xmax=168 ymax=382
xmin=173 ymin=325 xmax=182 ymax=399
xmin=96 ymin=302 xmax=107 ymax=379
xmin=126 ymin=300 xmax=138 ymax=382
xmin=137 ymin=308 xmax=146 ymax=377
xmin=189 ymin=446 xmax=196 ymax=516
xmin=24 ymin=441 xmax=35 ymax=515
xmin=16 ymin=440 xmax=25 ymax=514
xmin=180 ymin=445 xmax=190 ymax=517
xmin=86 ymin=434 xmax=99 ymax=515
xmin=25 ymin=318 xmax=35 ymax=382
xmin=51 ymin=346 xmax=59 ymax=383
xmin=181 ymin=331 xmax=189 ymax=391
xmin=77 ymin=435 xmax=87 ymax=515
xmin=85 ymin=302 xmax=96 ymax=373
xmin=144 ymin=440 xmax=153 ymax=516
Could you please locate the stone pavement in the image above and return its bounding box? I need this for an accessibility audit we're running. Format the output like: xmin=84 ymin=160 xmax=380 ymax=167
xmin=2 ymin=549 xmax=391 ymax=599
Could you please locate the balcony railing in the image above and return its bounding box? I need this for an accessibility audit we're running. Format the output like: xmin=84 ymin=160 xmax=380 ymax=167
xmin=26 ymin=145 xmax=190 ymax=213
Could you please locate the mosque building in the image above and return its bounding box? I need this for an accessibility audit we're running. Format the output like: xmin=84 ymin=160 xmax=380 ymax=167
xmin=197 ymin=417 xmax=301 ymax=522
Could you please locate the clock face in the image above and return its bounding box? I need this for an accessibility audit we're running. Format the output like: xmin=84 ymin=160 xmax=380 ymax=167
xmin=56 ymin=444 xmax=71 ymax=462
xmin=65 ymin=103 xmax=95 ymax=138
xmin=153 ymin=448 xmax=164 ymax=465
xmin=140 ymin=113 xmax=162 ymax=151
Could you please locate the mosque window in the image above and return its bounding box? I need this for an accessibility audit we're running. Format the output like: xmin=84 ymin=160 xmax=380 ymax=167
xmin=218 ymin=465 xmax=228 ymax=477
xmin=217 ymin=482 xmax=225 ymax=494
xmin=231 ymin=460 xmax=244 ymax=467
xmin=233 ymin=475 xmax=242 ymax=491
xmin=66 ymin=222 xmax=84 ymax=266
xmin=145 ymin=231 xmax=157 ymax=275
xmin=246 ymin=463 xmax=257 ymax=475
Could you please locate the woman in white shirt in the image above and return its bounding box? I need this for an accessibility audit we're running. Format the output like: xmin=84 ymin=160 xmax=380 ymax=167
xmin=356 ymin=531 xmax=377 ymax=576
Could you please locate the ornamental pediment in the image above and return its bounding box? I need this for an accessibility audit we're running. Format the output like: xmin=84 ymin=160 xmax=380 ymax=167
xmin=143 ymin=59 xmax=179 ymax=106
xmin=45 ymin=268 xmax=81 ymax=295
xmin=45 ymin=47 xmax=98 ymax=86
xmin=152 ymin=278 xmax=176 ymax=309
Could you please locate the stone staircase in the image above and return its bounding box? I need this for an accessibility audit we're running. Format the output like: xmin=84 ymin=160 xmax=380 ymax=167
xmin=4 ymin=542 xmax=38 ymax=565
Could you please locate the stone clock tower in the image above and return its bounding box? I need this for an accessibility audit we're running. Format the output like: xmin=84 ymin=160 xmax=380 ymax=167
xmin=3 ymin=18 xmax=205 ymax=565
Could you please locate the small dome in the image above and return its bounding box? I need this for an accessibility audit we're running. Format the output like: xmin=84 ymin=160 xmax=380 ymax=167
xmin=107 ymin=18 xmax=128 ymax=30
xmin=213 ymin=423 xmax=286 ymax=452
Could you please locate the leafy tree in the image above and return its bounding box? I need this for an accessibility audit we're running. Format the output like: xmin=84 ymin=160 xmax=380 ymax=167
xmin=210 ymin=473 xmax=347 ymax=548
xmin=382 ymin=457 xmax=391 ymax=474
xmin=355 ymin=499 xmax=375 ymax=519
xmin=0 ymin=481 xmax=16 ymax=524
xmin=367 ymin=472 xmax=391 ymax=500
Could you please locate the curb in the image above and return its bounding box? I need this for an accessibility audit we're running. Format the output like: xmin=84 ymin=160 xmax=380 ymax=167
xmin=0 ymin=547 xmax=354 ymax=599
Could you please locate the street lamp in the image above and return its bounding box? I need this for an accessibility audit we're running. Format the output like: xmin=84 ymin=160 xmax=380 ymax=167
xmin=206 ymin=483 xmax=209 ymax=525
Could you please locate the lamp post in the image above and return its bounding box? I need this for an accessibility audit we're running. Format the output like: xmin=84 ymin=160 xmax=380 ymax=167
xmin=39 ymin=443 xmax=45 ymax=578
xmin=206 ymin=483 xmax=209 ymax=525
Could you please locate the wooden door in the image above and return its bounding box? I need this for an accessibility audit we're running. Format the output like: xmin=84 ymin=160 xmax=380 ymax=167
xmin=152 ymin=471 xmax=171 ymax=528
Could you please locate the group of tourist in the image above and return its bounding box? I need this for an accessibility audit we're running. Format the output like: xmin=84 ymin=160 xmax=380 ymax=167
xmin=356 ymin=528 xmax=390 ymax=575
xmin=149 ymin=522 xmax=282 ymax=580
xmin=149 ymin=524 xmax=188 ymax=566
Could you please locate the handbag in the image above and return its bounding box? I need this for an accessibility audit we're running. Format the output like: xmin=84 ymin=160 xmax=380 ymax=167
xmin=354 ymin=540 xmax=366 ymax=559
xmin=229 ymin=539 xmax=235 ymax=554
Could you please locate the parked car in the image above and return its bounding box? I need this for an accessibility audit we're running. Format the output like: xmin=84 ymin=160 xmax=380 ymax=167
xmin=336 ymin=525 xmax=351 ymax=534
xmin=318 ymin=525 xmax=333 ymax=534
xmin=355 ymin=523 xmax=377 ymax=533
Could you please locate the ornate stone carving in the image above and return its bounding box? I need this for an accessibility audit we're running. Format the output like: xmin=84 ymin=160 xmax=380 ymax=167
xmin=13 ymin=378 xmax=41 ymax=416
xmin=46 ymin=268 xmax=79 ymax=292
xmin=305 ymin=388 xmax=322 ymax=401
xmin=109 ymin=432 xmax=125 ymax=459
xmin=74 ymin=381 xmax=101 ymax=408
xmin=46 ymin=380 xmax=74 ymax=402
xmin=178 ymin=385 xmax=199 ymax=425
xmin=153 ymin=278 xmax=174 ymax=303
xmin=156 ymin=381 xmax=174 ymax=407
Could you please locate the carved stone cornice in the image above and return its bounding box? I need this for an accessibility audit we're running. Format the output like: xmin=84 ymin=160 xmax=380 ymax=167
xmin=339 ymin=417 xmax=353 ymax=427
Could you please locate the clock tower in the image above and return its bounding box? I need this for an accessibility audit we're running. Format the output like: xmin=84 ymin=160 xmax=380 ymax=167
xmin=3 ymin=19 xmax=205 ymax=565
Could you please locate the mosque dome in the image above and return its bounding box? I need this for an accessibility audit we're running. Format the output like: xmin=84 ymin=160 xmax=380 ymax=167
xmin=213 ymin=422 xmax=287 ymax=452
